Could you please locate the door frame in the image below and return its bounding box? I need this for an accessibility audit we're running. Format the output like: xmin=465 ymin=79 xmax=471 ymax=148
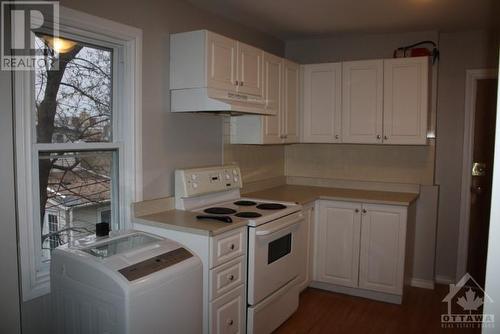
xmin=457 ymin=69 xmax=498 ymax=281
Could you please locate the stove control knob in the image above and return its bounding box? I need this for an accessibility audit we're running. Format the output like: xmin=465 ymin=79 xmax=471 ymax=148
xmin=191 ymin=174 xmax=197 ymax=181
xmin=225 ymin=173 xmax=231 ymax=180
xmin=234 ymin=177 xmax=239 ymax=183
xmin=192 ymin=182 xmax=198 ymax=189
xmin=232 ymin=169 xmax=238 ymax=175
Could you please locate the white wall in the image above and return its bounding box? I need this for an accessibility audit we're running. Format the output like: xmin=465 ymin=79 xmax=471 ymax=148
xmin=0 ymin=70 xmax=21 ymax=333
xmin=483 ymin=50 xmax=500 ymax=334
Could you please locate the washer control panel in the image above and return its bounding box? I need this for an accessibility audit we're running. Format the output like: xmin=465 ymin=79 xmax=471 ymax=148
xmin=175 ymin=165 xmax=242 ymax=198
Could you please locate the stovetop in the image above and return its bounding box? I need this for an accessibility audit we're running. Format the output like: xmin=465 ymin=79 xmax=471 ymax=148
xmin=192 ymin=198 xmax=302 ymax=227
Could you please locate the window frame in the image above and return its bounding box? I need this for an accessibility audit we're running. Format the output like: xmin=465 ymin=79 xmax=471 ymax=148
xmin=14 ymin=7 xmax=142 ymax=301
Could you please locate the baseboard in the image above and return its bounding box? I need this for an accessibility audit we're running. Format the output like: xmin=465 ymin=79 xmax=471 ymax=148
xmin=435 ymin=275 xmax=455 ymax=285
xmin=410 ymin=278 xmax=435 ymax=290
xmin=309 ymin=281 xmax=402 ymax=304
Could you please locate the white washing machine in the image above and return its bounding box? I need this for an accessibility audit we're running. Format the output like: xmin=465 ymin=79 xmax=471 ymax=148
xmin=51 ymin=230 xmax=202 ymax=334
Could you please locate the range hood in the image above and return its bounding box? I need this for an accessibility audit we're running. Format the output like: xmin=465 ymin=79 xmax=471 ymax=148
xmin=170 ymin=87 xmax=271 ymax=115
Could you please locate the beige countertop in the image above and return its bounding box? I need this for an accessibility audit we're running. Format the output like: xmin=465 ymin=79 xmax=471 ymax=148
xmin=245 ymin=185 xmax=419 ymax=206
xmin=134 ymin=185 xmax=418 ymax=236
xmin=134 ymin=209 xmax=249 ymax=236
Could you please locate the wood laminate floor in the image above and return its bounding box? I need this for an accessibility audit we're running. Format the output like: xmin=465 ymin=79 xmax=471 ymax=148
xmin=274 ymin=286 xmax=483 ymax=334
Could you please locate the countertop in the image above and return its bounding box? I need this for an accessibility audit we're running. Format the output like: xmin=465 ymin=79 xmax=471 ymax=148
xmin=245 ymin=185 xmax=419 ymax=206
xmin=134 ymin=185 xmax=418 ymax=236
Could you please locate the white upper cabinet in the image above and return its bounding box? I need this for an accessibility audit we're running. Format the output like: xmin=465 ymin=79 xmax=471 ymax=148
xmin=358 ymin=204 xmax=407 ymax=295
xmin=283 ymin=60 xmax=300 ymax=143
xmin=302 ymin=63 xmax=342 ymax=143
xmin=262 ymin=52 xmax=283 ymax=144
xmin=230 ymin=56 xmax=300 ymax=145
xmin=383 ymin=57 xmax=429 ymax=145
xmin=237 ymin=43 xmax=264 ymax=97
xmin=206 ymin=32 xmax=238 ymax=92
xmin=342 ymin=59 xmax=384 ymax=144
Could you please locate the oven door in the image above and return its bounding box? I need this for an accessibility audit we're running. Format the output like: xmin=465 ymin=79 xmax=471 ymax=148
xmin=248 ymin=211 xmax=303 ymax=305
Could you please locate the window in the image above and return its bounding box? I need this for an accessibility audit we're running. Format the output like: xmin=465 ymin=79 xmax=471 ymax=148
xmin=14 ymin=8 xmax=142 ymax=301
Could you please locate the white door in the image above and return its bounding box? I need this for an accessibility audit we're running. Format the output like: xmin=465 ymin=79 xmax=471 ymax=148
xmin=283 ymin=60 xmax=300 ymax=143
xmin=316 ymin=200 xmax=361 ymax=288
xmin=383 ymin=57 xmax=429 ymax=145
xmin=262 ymin=52 xmax=283 ymax=144
xmin=206 ymin=32 xmax=238 ymax=92
xmin=359 ymin=204 xmax=407 ymax=295
xmin=297 ymin=205 xmax=314 ymax=292
xmin=237 ymin=42 xmax=263 ymax=97
xmin=342 ymin=60 xmax=383 ymax=144
xmin=302 ymin=63 xmax=342 ymax=143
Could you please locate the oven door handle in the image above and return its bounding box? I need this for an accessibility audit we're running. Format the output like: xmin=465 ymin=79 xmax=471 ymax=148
xmin=255 ymin=213 xmax=304 ymax=236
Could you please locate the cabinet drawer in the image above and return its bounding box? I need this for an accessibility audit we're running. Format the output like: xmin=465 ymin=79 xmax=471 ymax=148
xmin=210 ymin=284 xmax=245 ymax=334
xmin=210 ymin=255 xmax=246 ymax=301
xmin=210 ymin=227 xmax=246 ymax=268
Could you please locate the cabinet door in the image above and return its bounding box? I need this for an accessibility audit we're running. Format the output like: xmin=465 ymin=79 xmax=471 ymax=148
xmin=302 ymin=63 xmax=342 ymax=143
xmin=342 ymin=60 xmax=383 ymax=144
xmin=383 ymin=57 xmax=429 ymax=145
xmin=297 ymin=205 xmax=314 ymax=292
xmin=206 ymin=32 xmax=238 ymax=92
xmin=262 ymin=52 xmax=283 ymax=144
xmin=359 ymin=204 xmax=407 ymax=295
xmin=210 ymin=285 xmax=246 ymax=334
xmin=283 ymin=60 xmax=300 ymax=143
xmin=237 ymin=42 xmax=263 ymax=97
xmin=316 ymin=201 xmax=362 ymax=288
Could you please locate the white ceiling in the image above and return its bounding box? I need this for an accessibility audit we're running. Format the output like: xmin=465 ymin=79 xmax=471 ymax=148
xmin=186 ymin=0 xmax=498 ymax=40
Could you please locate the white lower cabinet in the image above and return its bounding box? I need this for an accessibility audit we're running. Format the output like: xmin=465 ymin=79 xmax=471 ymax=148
xmin=314 ymin=200 xmax=410 ymax=301
xmin=210 ymin=284 xmax=246 ymax=334
xmin=297 ymin=203 xmax=314 ymax=291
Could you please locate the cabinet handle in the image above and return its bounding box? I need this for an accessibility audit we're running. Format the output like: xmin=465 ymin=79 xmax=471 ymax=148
xmin=355 ymin=209 xmax=359 ymax=213
xmin=362 ymin=209 xmax=367 ymax=214
xmin=235 ymin=80 xmax=239 ymax=86
xmin=228 ymin=274 xmax=235 ymax=281
xmin=227 ymin=319 xmax=234 ymax=326
xmin=384 ymin=135 xmax=388 ymax=140
xmin=229 ymin=244 xmax=235 ymax=250
xmin=376 ymin=135 xmax=381 ymax=140
xmin=239 ymin=81 xmax=243 ymax=86
xmin=335 ymin=134 xmax=339 ymax=140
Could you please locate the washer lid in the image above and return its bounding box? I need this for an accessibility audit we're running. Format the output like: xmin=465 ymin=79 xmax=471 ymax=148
xmin=82 ymin=233 xmax=162 ymax=259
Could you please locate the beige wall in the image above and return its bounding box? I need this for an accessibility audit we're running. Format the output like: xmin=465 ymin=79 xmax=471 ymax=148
xmin=59 ymin=0 xmax=284 ymax=201
xmin=286 ymin=30 xmax=499 ymax=281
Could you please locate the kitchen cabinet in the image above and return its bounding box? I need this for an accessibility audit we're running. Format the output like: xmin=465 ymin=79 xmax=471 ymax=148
xmin=341 ymin=59 xmax=384 ymax=144
xmin=383 ymin=57 xmax=429 ymax=145
xmin=297 ymin=203 xmax=314 ymax=292
xmin=237 ymin=42 xmax=264 ymax=97
xmin=358 ymin=204 xmax=407 ymax=295
xmin=283 ymin=60 xmax=300 ymax=143
xmin=315 ymin=200 xmax=361 ymax=288
xmin=230 ymin=57 xmax=300 ymax=144
xmin=206 ymin=32 xmax=238 ymax=92
xmin=314 ymin=200 xmax=410 ymax=300
xmin=302 ymin=63 xmax=342 ymax=143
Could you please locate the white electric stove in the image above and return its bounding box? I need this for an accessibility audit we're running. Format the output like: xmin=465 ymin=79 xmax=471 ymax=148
xmin=174 ymin=165 xmax=303 ymax=334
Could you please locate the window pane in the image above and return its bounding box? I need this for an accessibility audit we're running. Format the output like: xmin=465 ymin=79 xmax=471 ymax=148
xmin=39 ymin=151 xmax=115 ymax=262
xmin=35 ymin=35 xmax=113 ymax=143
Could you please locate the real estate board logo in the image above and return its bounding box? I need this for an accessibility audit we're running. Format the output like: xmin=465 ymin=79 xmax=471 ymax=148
xmin=441 ymin=273 xmax=494 ymax=329
xmin=1 ymin=1 xmax=59 ymax=70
